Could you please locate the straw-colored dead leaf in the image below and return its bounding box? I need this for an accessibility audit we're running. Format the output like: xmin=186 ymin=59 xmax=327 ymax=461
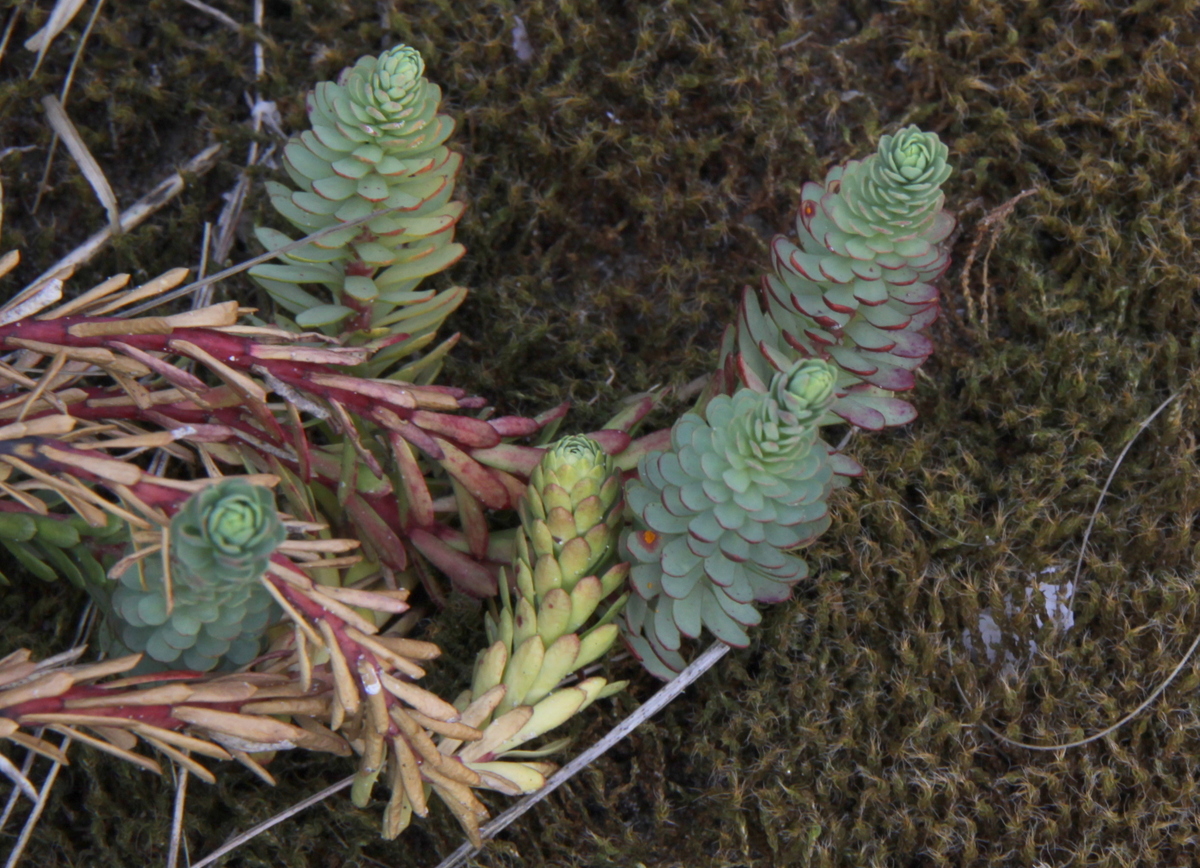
xmin=40 ymin=95 xmax=120 ymax=233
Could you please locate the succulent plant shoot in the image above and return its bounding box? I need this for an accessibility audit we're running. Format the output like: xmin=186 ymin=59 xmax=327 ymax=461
xmin=252 ymin=44 xmax=467 ymax=378
xmin=620 ymin=360 xmax=840 ymax=679
xmin=102 ymin=479 xmax=286 ymax=672
xmin=724 ymin=125 xmax=954 ymax=431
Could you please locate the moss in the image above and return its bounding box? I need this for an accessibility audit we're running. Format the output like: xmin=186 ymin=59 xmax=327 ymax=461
xmin=5 ymin=0 xmax=1200 ymax=865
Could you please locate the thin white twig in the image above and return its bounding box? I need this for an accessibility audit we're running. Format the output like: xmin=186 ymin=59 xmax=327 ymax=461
xmin=0 ymin=754 xmax=37 ymax=802
xmin=178 ymin=0 xmax=239 ymax=31
xmin=2 ymin=732 xmax=72 ymax=868
xmin=252 ymin=0 xmax=263 ymax=80
xmin=194 ymin=221 xmax=214 ymax=310
xmin=20 ymin=142 xmax=223 ymax=292
xmin=166 ymin=766 xmax=189 ymax=868
xmin=433 ymin=642 xmax=732 ymax=868
xmin=985 ymin=386 xmax=1192 ymax=752
xmin=0 ymin=4 xmax=23 ymax=67
xmin=190 ymin=776 xmax=354 ymax=868
xmin=0 ymin=745 xmax=36 ymax=832
xmin=1070 ymin=387 xmax=1184 ymax=591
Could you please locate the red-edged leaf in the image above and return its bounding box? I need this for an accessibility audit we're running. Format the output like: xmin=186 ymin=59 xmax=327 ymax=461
xmin=343 ymin=493 xmax=408 ymax=570
xmin=830 ymin=398 xmax=885 ymax=430
xmin=373 ymin=409 xmax=444 ymax=459
xmin=827 ymin=451 xmax=864 ymax=477
xmin=452 ymin=478 xmax=489 ymax=558
xmin=861 ymin=362 xmax=916 ymax=391
xmin=736 ymin=353 xmax=768 ymax=393
xmin=471 ymin=443 xmax=544 ymax=476
xmin=584 ymin=429 xmax=631 ymax=455
xmin=602 ymin=393 xmax=658 ymax=433
xmin=388 ymin=431 xmax=434 ymax=527
xmin=488 ymin=415 xmax=542 ymax=437
xmin=409 ymin=527 xmax=496 ymax=597
xmin=614 ymin=428 xmax=672 ymax=471
xmin=108 ymin=342 xmax=208 ymax=391
xmin=489 ymin=466 xmax=529 ymax=506
xmin=410 ymin=409 xmax=502 ymax=448
xmin=533 ymin=401 xmax=570 ymax=427
xmin=433 ymin=437 xmax=510 ymax=509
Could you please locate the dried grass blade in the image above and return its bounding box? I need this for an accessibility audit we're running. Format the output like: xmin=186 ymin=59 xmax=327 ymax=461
xmin=345 ymin=627 xmax=426 ymax=679
xmin=131 ymin=724 xmax=231 ymax=761
xmin=90 ymin=267 xmax=190 ymax=316
xmin=278 ymin=539 xmax=362 ymax=554
xmin=388 ymin=706 xmax=446 ymax=769
xmin=239 ymin=697 xmax=329 ymax=716
xmin=171 ymin=706 xmax=305 ymax=746
xmin=378 ymin=671 xmax=460 ymax=722
xmin=357 ymin=660 xmax=389 ymax=736
xmin=0 ymin=662 xmax=36 ymax=690
xmin=86 ymin=725 xmax=137 ymax=750
xmin=296 ymin=584 xmax=378 ymax=634
xmin=46 ymin=725 xmax=161 ymax=774
xmin=40 ymin=272 xmax=129 ymax=318
xmin=183 ymin=680 xmax=257 ymax=704
xmin=5 ymin=731 xmax=71 ymax=765
xmin=290 ymin=715 xmax=350 ymax=756
xmin=390 ymin=734 xmax=428 ymax=817
xmin=371 ymin=634 xmax=441 ymax=661
xmin=140 ymin=734 xmax=216 ymax=784
xmin=65 ymin=316 xmax=173 ymax=337
xmin=35 ymin=444 xmax=142 ymax=485
xmin=106 ymin=543 xmax=161 ymax=581
xmin=0 ymin=278 xmax=64 ymax=325
xmin=17 ymin=350 xmax=67 ymax=422
xmin=160 ymin=300 xmax=240 ymax=328
xmin=66 ymin=654 xmax=142 ymax=682
xmin=168 ymin=338 xmax=266 ymax=402
xmin=64 ymin=683 xmax=192 ymax=708
xmin=261 ymin=578 xmax=321 ymax=647
xmin=230 ymin=749 xmax=276 ymax=786
xmin=0 ymin=250 xmax=18 ymax=281
xmin=406 ymin=709 xmax=481 ymax=742
xmin=23 ymin=0 xmax=89 ymax=69
xmin=0 ymin=672 xmax=75 ymax=708
xmin=318 ymin=619 xmax=361 ymax=718
xmin=0 ymin=455 xmax=151 ymax=528
xmin=0 ymin=414 xmax=76 ymax=441
xmin=18 ymin=712 xmax=137 ymax=728
xmin=41 ymin=95 xmax=120 ymax=232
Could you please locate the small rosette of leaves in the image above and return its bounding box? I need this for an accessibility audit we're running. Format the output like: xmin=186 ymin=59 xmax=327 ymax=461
xmin=251 ymin=44 xmax=466 ymax=376
xmin=519 ymin=434 xmax=625 ymax=596
xmin=173 ymin=479 xmax=287 ymax=582
xmin=620 ymin=360 xmax=838 ymax=679
xmin=102 ymin=480 xmax=285 ymax=672
xmin=726 ymin=126 xmax=954 ymax=431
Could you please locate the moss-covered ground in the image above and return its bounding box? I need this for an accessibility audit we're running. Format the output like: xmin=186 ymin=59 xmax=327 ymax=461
xmin=4 ymin=0 xmax=1200 ymax=864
